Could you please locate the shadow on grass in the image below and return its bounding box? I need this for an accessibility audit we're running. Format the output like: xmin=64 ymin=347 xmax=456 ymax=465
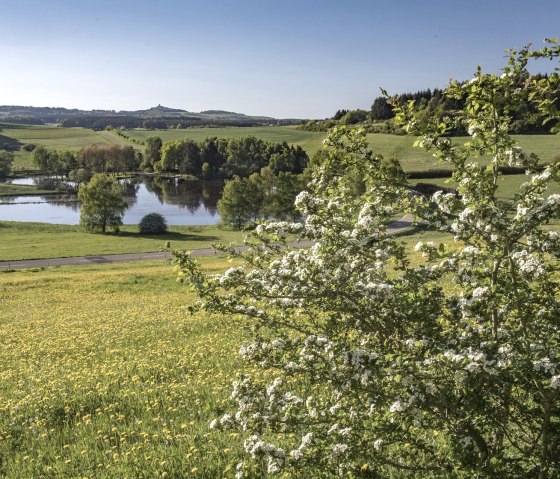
xmin=106 ymin=231 xmax=221 ymax=243
xmin=0 ymin=132 xmax=22 ymax=151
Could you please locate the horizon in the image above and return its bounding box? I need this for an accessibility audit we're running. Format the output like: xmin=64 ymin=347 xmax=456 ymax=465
xmin=1 ymin=0 xmax=559 ymax=118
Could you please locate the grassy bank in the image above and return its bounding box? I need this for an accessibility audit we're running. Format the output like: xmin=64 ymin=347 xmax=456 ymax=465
xmin=0 ymin=223 xmax=247 ymax=261
xmin=0 ymin=183 xmax=62 ymax=197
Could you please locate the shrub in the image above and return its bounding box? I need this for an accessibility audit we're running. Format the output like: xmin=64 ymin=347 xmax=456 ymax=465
xmin=138 ymin=212 xmax=167 ymax=234
xmin=172 ymin=40 xmax=560 ymax=478
xmin=21 ymin=143 xmax=36 ymax=152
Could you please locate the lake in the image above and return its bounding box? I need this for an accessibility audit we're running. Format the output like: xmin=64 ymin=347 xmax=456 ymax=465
xmin=0 ymin=176 xmax=223 ymax=225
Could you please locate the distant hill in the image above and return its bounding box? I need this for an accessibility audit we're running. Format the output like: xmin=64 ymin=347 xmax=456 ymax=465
xmin=0 ymin=105 xmax=302 ymax=129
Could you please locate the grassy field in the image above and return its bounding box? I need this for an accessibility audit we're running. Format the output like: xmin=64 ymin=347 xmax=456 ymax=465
xmin=122 ymin=127 xmax=559 ymax=171
xmin=0 ymin=232 xmax=455 ymax=478
xmin=0 ymin=124 xmax=121 ymax=171
xmin=0 ymin=257 xmax=255 ymax=479
xmin=0 ymin=223 xmax=247 ymax=261
xmin=2 ymin=123 xmax=558 ymax=173
xmin=122 ymin=125 xmax=326 ymax=156
xmin=416 ymin=173 xmax=560 ymax=200
xmin=1 ymin=223 xmax=556 ymax=477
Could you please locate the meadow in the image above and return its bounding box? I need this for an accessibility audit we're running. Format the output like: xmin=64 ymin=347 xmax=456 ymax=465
xmin=0 ymin=223 xmax=247 ymax=261
xmin=0 ymin=232 xmax=452 ymax=478
xmin=3 ymin=123 xmax=558 ymax=173
xmin=0 ymin=124 xmax=119 ymax=171
xmin=415 ymin=173 xmax=560 ymax=200
xmin=0 ymin=258 xmax=252 ymax=479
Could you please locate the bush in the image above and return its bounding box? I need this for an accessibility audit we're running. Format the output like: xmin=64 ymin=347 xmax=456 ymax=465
xmin=21 ymin=143 xmax=36 ymax=152
xmin=172 ymin=40 xmax=560 ymax=478
xmin=138 ymin=212 xmax=167 ymax=234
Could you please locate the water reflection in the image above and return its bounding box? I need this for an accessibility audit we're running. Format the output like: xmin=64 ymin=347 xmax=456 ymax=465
xmin=142 ymin=176 xmax=220 ymax=215
xmin=0 ymin=176 xmax=223 ymax=225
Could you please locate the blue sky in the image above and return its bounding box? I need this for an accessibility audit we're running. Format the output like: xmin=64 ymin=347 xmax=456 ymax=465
xmin=0 ymin=0 xmax=558 ymax=118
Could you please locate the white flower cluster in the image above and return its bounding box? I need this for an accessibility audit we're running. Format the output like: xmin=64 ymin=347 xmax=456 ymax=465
xmin=244 ymin=434 xmax=286 ymax=474
xmin=431 ymin=190 xmax=457 ymax=214
xmin=209 ymin=413 xmax=234 ymax=430
xmin=511 ymin=251 xmax=545 ymax=277
xmin=255 ymin=221 xmax=304 ymax=238
xmin=533 ymin=358 xmax=556 ymax=375
xmin=288 ymin=432 xmax=313 ymax=461
xmin=239 ymin=339 xmax=285 ymax=362
xmin=504 ymin=146 xmax=530 ymax=167
xmin=414 ymin=241 xmax=438 ymax=258
xmin=330 ymin=443 xmax=349 ymax=459
xmin=219 ymin=266 xmax=245 ymax=287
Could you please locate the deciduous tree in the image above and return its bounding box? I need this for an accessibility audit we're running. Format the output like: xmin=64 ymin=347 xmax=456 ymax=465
xmin=78 ymin=174 xmax=127 ymax=233
xmin=173 ymin=41 xmax=560 ymax=478
xmin=217 ymin=175 xmax=263 ymax=229
xmin=0 ymin=150 xmax=14 ymax=177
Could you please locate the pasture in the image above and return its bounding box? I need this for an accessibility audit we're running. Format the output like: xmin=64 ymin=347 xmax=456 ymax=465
xmin=0 ymin=124 xmax=121 ymax=171
xmin=2 ymin=123 xmax=559 ymax=173
xmin=0 ymin=223 xmax=247 ymax=261
xmin=416 ymin=173 xmax=560 ymax=200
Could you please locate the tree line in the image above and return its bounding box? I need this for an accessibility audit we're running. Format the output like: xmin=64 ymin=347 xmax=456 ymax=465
xmin=32 ymin=136 xmax=308 ymax=181
xmin=300 ymin=73 xmax=559 ymax=134
xmin=143 ymin=136 xmax=308 ymax=180
xmin=30 ymin=137 xmax=310 ymax=230
xmin=32 ymin=144 xmax=141 ymax=186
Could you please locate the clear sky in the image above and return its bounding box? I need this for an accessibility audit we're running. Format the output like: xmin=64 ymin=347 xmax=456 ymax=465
xmin=1 ymin=0 xmax=558 ymax=118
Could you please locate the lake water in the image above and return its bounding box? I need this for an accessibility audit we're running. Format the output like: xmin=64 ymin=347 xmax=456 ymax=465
xmin=0 ymin=176 xmax=223 ymax=225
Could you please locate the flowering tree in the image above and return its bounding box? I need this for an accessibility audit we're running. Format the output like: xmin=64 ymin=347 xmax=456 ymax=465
xmin=172 ymin=41 xmax=560 ymax=478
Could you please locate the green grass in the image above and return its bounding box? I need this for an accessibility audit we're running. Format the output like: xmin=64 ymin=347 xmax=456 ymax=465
xmin=0 ymin=234 xmax=456 ymax=479
xmin=0 ymin=124 xmax=119 ymax=171
xmin=0 ymin=223 xmax=248 ymax=261
xmin=0 ymin=123 xmax=116 ymax=149
xmin=97 ymin=128 xmax=560 ymax=172
xmin=0 ymin=257 xmax=254 ymax=478
xmin=414 ymin=173 xmax=560 ymax=200
xmin=0 ymin=183 xmax=61 ymax=197
xmin=3 ymin=123 xmax=559 ymax=173
xmin=124 ymin=125 xmax=326 ymax=156
xmin=366 ymin=133 xmax=560 ymax=172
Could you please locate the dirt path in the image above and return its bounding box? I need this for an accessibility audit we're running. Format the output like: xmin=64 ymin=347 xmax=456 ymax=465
xmin=0 ymin=215 xmax=417 ymax=270
xmin=97 ymin=130 xmax=133 ymax=147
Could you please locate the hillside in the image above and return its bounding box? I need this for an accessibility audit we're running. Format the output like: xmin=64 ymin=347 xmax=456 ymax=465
xmin=0 ymin=104 xmax=302 ymax=129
